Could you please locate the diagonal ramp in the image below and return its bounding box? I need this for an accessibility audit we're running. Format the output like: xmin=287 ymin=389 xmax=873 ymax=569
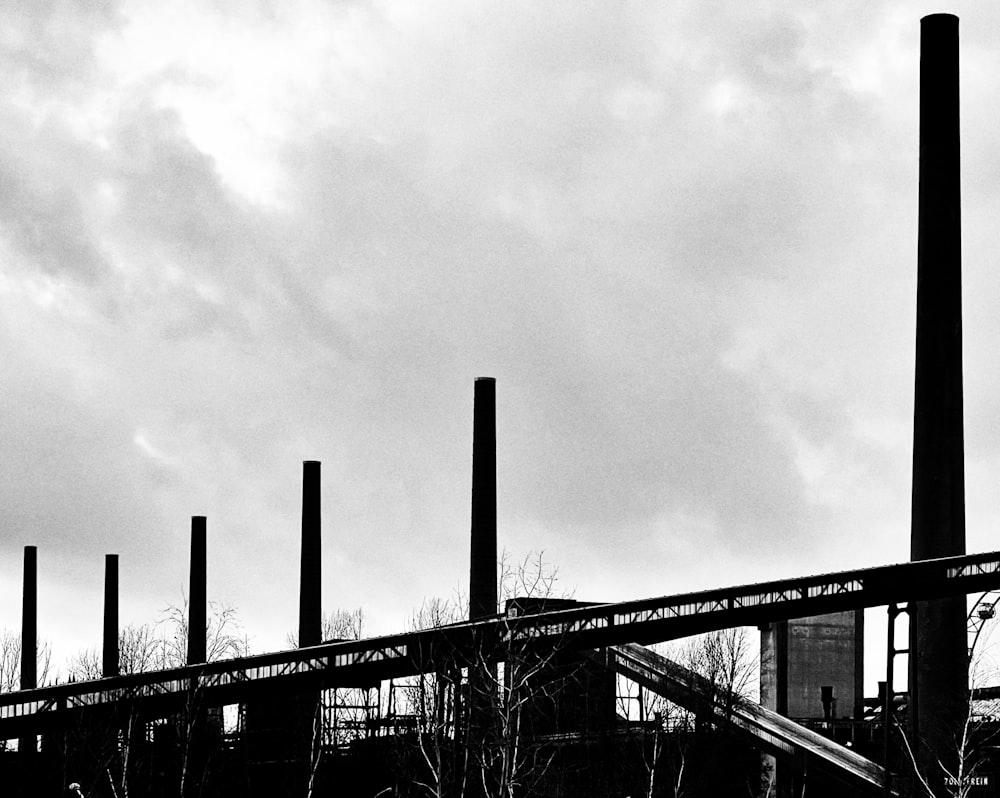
xmin=612 ymin=642 xmax=892 ymax=794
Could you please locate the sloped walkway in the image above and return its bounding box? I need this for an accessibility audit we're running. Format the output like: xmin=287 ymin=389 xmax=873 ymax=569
xmin=612 ymin=642 xmax=891 ymax=794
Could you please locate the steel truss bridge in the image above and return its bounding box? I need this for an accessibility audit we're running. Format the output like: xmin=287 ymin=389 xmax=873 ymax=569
xmin=3 ymin=549 xmax=1000 ymax=747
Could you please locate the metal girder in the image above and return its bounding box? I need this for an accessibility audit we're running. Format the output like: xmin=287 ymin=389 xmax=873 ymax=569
xmin=612 ymin=643 xmax=892 ymax=794
xmin=2 ymin=550 xmax=1000 ymax=738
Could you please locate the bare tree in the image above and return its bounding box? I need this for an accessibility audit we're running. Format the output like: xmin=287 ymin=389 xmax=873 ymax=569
xmin=67 ymin=622 xmax=163 ymax=681
xmin=497 ymin=550 xmax=569 ymax=607
xmin=157 ymin=597 xmax=248 ymax=667
xmin=319 ymin=608 xmax=373 ymax=748
xmin=617 ymin=653 xmax=694 ymax=798
xmin=0 ymin=627 xmax=52 ymax=691
xmin=0 ymin=627 xmax=52 ymax=755
xmin=404 ymin=595 xmax=468 ymax=798
xmin=0 ymin=628 xmax=22 ymax=694
xmin=396 ymin=551 xmax=576 ymax=798
xmin=165 ymin=598 xmax=247 ymax=798
xmin=285 ymin=607 xmax=365 ymax=649
xmin=473 ymin=616 xmax=576 ymax=798
xmin=891 ymin=611 xmax=1000 ymax=798
xmin=681 ymin=626 xmax=756 ymax=721
xmin=64 ymin=600 xmax=248 ymax=798
xmin=301 ymin=609 xmax=370 ymax=798
xmin=898 ymin=658 xmax=1000 ymax=798
xmin=616 ymin=628 xmax=757 ymax=798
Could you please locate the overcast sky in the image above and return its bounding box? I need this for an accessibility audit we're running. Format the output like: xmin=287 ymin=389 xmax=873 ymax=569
xmin=2 ymin=1 xmax=1000 ymax=685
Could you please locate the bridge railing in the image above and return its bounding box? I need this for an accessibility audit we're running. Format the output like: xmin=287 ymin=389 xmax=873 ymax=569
xmin=2 ymin=550 xmax=1000 ymax=737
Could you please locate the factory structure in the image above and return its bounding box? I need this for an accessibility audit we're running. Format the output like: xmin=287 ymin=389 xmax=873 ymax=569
xmin=2 ymin=12 xmax=999 ymax=798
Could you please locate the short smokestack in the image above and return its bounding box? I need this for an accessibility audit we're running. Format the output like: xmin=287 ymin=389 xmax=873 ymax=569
xmin=21 ymin=546 xmax=37 ymax=691
xmin=469 ymin=377 xmax=497 ymax=621
xmin=103 ymin=554 xmax=119 ymax=678
xmin=299 ymin=460 xmax=322 ymax=648
xmin=187 ymin=516 xmax=207 ymax=665
xmin=909 ymin=12 xmax=968 ymax=766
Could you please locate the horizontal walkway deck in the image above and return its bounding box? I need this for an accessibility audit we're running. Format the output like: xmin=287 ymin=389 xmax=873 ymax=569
xmin=3 ymin=549 xmax=999 ymax=743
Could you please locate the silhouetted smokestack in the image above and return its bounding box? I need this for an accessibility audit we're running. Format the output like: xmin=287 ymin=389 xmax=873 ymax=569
xmin=469 ymin=377 xmax=497 ymax=621
xmin=103 ymin=554 xmax=119 ymax=678
xmin=299 ymin=460 xmax=322 ymax=648
xmin=188 ymin=516 xmax=207 ymax=666
xmin=909 ymin=12 xmax=967 ymax=765
xmin=21 ymin=546 xmax=36 ymax=691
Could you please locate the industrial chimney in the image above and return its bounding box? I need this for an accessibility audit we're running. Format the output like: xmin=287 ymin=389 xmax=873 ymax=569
xmin=103 ymin=554 xmax=119 ymax=678
xmin=909 ymin=12 xmax=967 ymax=768
xmin=299 ymin=460 xmax=322 ymax=648
xmin=469 ymin=377 xmax=497 ymax=621
xmin=188 ymin=516 xmax=207 ymax=665
xmin=21 ymin=546 xmax=36 ymax=691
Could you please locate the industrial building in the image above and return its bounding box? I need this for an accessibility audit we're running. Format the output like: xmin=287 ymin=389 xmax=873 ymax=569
xmin=1 ymin=12 xmax=999 ymax=797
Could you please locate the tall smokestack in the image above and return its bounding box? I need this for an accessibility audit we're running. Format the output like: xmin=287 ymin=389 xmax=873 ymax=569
xmin=299 ymin=460 xmax=322 ymax=648
xmin=909 ymin=12 xmax=967 ymax=767
xmin=469 ymin=377 xmax=497 ymax=621
xmin=21 ymin=546 xmax=36 ymax=691
xmin=188 ymin=516 xmax=207 ymax=665
xmin=103 ymin=554 xmax=119 ymax=678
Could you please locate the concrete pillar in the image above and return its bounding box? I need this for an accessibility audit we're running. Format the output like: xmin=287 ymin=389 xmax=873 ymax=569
xmin=299 ymin=460 xmax=322 ymax=648
xmin=853 ymin=609 xmax=865 ymax=721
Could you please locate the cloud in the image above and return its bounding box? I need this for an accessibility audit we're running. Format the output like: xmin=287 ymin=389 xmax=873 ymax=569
xmin=2 ymin=0 xmax=1000 ymax=662
xmin=0 ymin=1 xmax=121 ymax=91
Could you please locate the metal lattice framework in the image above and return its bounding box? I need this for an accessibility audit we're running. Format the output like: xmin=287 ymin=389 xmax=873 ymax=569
xmin=968 ymin=589 xmax=1000 ymax=656
xmin=3 ymin=549 xmax=1000 ymax=739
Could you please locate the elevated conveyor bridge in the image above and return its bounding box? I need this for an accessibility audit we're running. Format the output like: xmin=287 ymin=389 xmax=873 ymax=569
xmin=613 ymin=643 xmax=891 ymax=794
xmin=3 ymin=549 xmax=1000 ymax=742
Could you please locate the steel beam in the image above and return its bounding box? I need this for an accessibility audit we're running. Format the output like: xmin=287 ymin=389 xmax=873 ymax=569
xmin=3 ymin=550 xmax=1000 ymax=739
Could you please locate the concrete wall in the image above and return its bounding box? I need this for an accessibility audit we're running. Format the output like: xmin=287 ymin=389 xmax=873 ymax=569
xmin=760 ymin=610 xmax=864 ymax=720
